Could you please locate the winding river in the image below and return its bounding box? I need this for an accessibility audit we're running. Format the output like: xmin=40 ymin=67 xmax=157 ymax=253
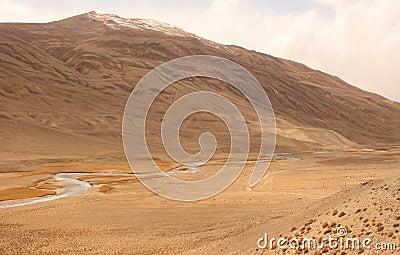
xmin=0 ymin=171 xmax=174 ymax=209
xmin=0 ymin=173 xmax=92 ymax=209
xmin=0 ymin=155 xmax=302 ymax=209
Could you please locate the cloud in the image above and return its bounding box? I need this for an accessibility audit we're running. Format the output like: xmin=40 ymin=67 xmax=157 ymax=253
xmin=0 ymin=0 xmax=398 ymax=101
xmin=135 ymin=0 xmax=400 ymax=102
xmin=0 ymin=0 xmax=33 ymax=20
xmin=0 ymin=0 xmax=65 ymax=22
xmin=183 ymin=0 xmax=400 ymax=101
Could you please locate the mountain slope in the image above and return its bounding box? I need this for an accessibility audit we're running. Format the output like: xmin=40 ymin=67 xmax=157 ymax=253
xmin=0 ymin=32 xmax=122 ymax=159
xmin=0 ymin=12 xmax=399 ymax=160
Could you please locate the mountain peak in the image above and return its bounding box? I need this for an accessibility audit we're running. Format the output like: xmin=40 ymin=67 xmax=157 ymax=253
xmin=85 ymin=11 xmax=196 ymax=37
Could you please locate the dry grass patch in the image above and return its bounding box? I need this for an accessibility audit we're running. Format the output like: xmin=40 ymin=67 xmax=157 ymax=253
xmin=0 ymin=187 xmax=55 ymax=201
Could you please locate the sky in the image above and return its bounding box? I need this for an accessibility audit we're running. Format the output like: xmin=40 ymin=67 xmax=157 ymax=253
xmin=1 ymin=0 xmax=399 ymax=102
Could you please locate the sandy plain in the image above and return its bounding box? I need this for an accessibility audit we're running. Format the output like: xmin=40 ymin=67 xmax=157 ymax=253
xmin=0 ymin=149 xmax=399 ymax=255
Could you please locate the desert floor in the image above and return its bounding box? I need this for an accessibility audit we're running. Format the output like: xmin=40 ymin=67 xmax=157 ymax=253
xmin=0 ymin=150 xmax=399 ymax=255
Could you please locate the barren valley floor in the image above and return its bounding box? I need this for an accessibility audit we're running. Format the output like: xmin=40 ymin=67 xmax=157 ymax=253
xmin=0 ymin=150 xmax=399 ymax=255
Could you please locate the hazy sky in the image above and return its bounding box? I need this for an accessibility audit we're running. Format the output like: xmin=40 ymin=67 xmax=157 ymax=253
xmin=1 ymin=0 xmax=399 ymax=102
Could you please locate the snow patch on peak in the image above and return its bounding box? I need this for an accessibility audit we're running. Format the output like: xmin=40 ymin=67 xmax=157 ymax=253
xmin=87 ymin=11 xmax=197 ymax=37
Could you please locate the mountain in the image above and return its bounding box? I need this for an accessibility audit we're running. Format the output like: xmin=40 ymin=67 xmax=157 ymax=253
xmin=1 ymin=11 xmax=399 ymax=162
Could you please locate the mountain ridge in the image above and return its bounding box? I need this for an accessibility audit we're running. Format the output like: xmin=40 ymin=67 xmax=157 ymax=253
xmin=0 ymin=12 xmax=399 ymax=160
